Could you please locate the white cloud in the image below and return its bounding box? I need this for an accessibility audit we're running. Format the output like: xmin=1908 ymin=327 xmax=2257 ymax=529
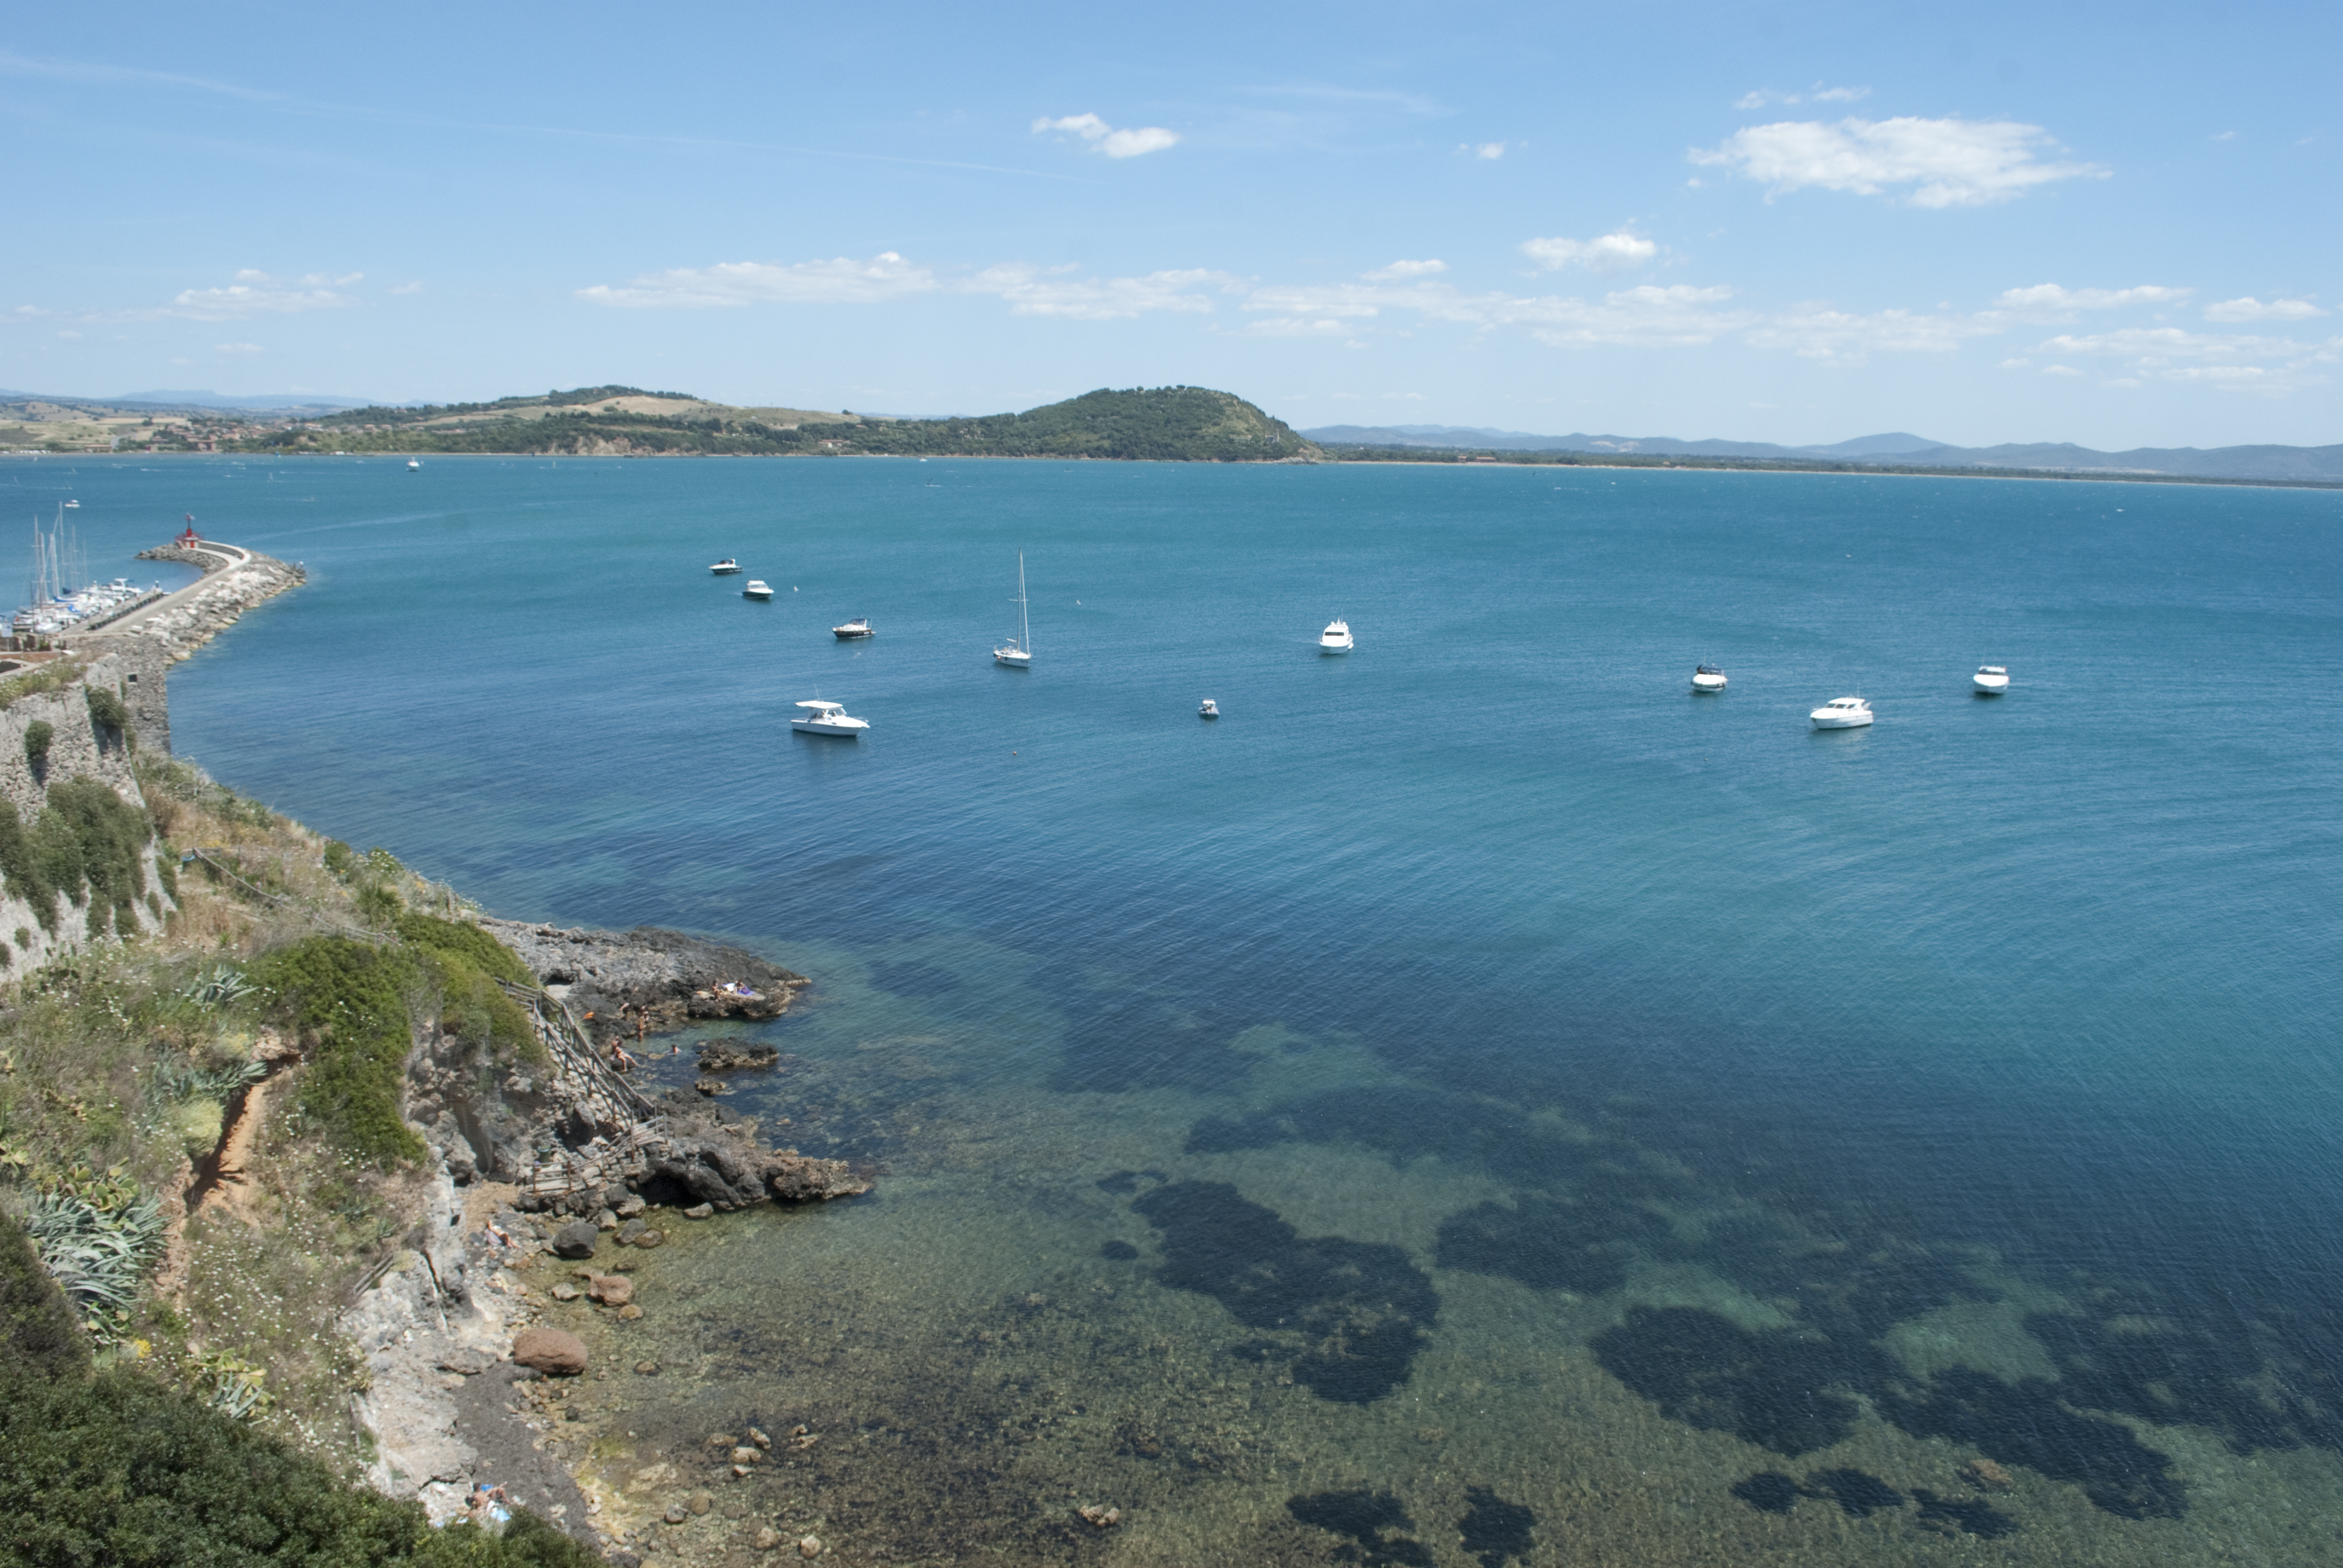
xmin=2041 ymin=364 xmax=2082 ymax=376
xmin=1244 ymin=318 xmax=1352 ymax=338
xmin=1994 ymin=283 xmax=2189 ymax=315
xmin=579 ymin=252 xmax=939 ymax=308
xmin=1689 ymin=116 xmax=2107 ymax=207
xmin=1743 ymin=305 xmax=1999 ymax=365
xmin=14 ymin=305 xmax=46 ymax=317
xmin=2204 ymin=295 xmax=2327 ymax=322
xmin=963 ymin=264 xmax=1234 ymax=319
xmin=2039 ymin=325 xmax=2329 ymax=361
xmin=1521 ymin=230 xmax=1658 ymax=274
xmin=56 ymin=329 xmax=80 ymax=339
xmin=1735 ymin=85 xmax=1870 ymax=109
xmin=215 ymin=342 xmax=264 ymax=354
xmin=1997 ymin=357 xmax=2031 ymax=368
xmin=1031 ymin=113 xmax=1181 ymax=158
xmin=390 ymin=281 xmax=424 ymax=296
xmin=1460 ymin=141 xmax=1506 ymax=160
xmin=159 ymin=269 xmax=361 ymax=321
xmin=1363 ymin=259 xmax=1446 ymax=281
xmin=1384 ymin=391 xmax=1428 ymax=400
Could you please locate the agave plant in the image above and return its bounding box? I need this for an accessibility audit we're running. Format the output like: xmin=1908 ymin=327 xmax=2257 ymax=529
xmin=21 ymin=1184 xmax=167 ymax=1335
xmin=197 ymin=1350 xmax=273 ymax=1420
xmin=179 ymin=962 xmax=257 ymax=1010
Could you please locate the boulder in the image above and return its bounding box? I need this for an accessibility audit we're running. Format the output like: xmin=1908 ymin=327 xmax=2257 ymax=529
xmin=683 ymin=1203 xmax=715 ymax=1221
xmin=552 ymin=1220 xmax=601 ymax=1259
xmin=698 ymin=1040 xmax=779 ymax=1072
xmin=764 ymin=1150 xmax=873 ymax=1204
xmin=512 ymin=1327 xmax=589 ymax=1376
xmin=589 ymin=1273 xmax=634 ymax=1307
xmin=633 ymin=1228 xmax=666 ymax=1249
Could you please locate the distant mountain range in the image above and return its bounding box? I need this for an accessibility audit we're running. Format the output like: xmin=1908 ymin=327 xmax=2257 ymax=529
xmin=1300 ymin=425 xmax=2343 ymax=483
xmin=0 ymin=388 xmax=376 ymax=413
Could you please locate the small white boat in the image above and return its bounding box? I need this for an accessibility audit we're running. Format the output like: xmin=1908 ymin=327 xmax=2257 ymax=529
xmin=994 ymin=552 xmax=1032 ymax=668
xmin=1319 ymin=618 xmax=1353 ymax=653
xmin=1692 ymin=664 xmax=1727 ymax=693
xmin=742 ymin=580 xmax=774 ymax=601
xmin=710 ymin=558 xmax=742 ymax=575
xmin=791 ymin=699 xmax=868 ymax=737
xmin=406 ymin=459 xmax=421 ymax=470
xmin=1198 ymin=699 xmax=1219 ymax=719
xmin=833 ymin=618 xmax=873 ymax=640
xmin=1810 ymin=696 xmax=1874 ymax=730
xmin=1973 ymin=664 xmax=2009 ymax=694
xmin=61 ymin=500 xmax=78 ymax=509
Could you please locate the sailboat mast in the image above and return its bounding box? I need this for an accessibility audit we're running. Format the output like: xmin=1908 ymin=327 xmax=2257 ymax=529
xmin=1018 ymin=552 xmax=1030 ymax=655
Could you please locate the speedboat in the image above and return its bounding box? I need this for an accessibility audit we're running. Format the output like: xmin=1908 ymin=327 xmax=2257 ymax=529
xmin=1198 ymin=699 xmax=1219 ymax=719
xmin=710 ymin=558 xmax=742 ymax=575
xmin=1973 ymin=664 xmax=2009 ymax=694
xmin=742 ymin=580 xmax=774 ymax=601
xmin=832 ymin=618 xmax=873 ymax=640
xmin=406 ymin=459 xmax=421 ymax=470
xmin=1692 ymin=664 xmax=1727 ymax=693
xmin=791 ymin=699 xmax=868 ymax=737
xmin=1810 ymin=696 xmax=1873 ymax=730
xmin=1319 ymin=619 xmax=1353 ymax=653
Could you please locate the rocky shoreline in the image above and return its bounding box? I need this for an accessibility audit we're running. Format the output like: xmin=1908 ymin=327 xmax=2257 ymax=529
xmin=350 ymin=919 xmax=867 ymax=1559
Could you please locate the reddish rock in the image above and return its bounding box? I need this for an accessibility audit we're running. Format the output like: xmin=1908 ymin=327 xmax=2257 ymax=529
xmin=589 ymin=1273 xmax=635 ymax=1307
xmin=511 ymin=1327 xmax=589 ymax=1376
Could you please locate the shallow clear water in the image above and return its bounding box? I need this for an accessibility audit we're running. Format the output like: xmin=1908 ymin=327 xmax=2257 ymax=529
xmin=42 ymin=451 xmax=2343 ymax=1562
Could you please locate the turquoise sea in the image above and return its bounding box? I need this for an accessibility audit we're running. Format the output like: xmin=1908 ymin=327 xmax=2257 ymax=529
xmin=16 ymin=452 xmax=2343 ymax=1564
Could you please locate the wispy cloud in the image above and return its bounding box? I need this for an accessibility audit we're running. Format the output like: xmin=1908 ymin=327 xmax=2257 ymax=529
xmin=389 ymin=281 xmax=424 ymax=296
xmin=1743 ymin=305 xmax=2001 ymax=365
xmin=1520 ymin=230 xmax=1657 ymax=275
xmin=2204 ymin=295 xmax=2326 ymax=322
xmin=1691 ymin=116 xmax=2107 ymax=207
xmin=1032 ymin=113 xmax=1181 ymax=159
xmin=2033 ymin=324 xmax=2341 ymax=393
xmin=1459 ymin=141 xmax=1506 ymax=160
xmin=1734 ymin=85 xmax=1870 ymax=109
xmin=145 ymin=269 xmax=361 ymax=321
xmin=1363 ymin=260 xmax=1446 ymax=281
xmin=1994 ymin=283 xmax=2189 ymax=313
xmin=215 ymin=341 xmax=264 ymax=354
xmin=578 ymin=253 xmax=939 ymax=308
xmin=964 ymin=264 xmax=1236 ymax=319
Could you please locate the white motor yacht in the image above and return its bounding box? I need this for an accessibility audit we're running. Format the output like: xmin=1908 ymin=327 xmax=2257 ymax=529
xmin=1198 ymin=699 xmax=1219 ymax=719
xmin=1319 ymin=618 xmax=1353 ymax=653
xmin=1692 ymin=664 xmax=1727 ymax=693
xmin=1973 ymin=664 xmax=2010 ymax=694
xmin=1810 ymin=696 xmax=1874 ymax=730
xmin=742 ymin=580 xmax=774 ymax=601
xmin=791 ymin=699 xmax=869 ymax=737
xmin=710 ymin=558 xmax=742 ymax=575
xmin=406 ymin=459 xmax=421 ymax=470
xmin=832 ymin=618 xmax=874 ymax=640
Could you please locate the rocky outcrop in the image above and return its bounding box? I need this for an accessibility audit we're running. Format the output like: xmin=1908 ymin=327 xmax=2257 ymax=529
xmin=641 ymin=1100 xmax=871 ymax=1213
xmin=698 ymin=1040 xmax=781 ymax=1071
xmin=479 ymin=919 xmax=810 ymax=1040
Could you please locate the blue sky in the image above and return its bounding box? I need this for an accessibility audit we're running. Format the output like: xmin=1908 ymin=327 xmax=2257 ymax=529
xmin=4 ymin=0 xmax=2336 ymax=447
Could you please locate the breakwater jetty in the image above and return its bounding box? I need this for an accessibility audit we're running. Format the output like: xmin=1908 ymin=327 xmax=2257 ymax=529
xmin=57 ymin=536 xmax=308 ymax=753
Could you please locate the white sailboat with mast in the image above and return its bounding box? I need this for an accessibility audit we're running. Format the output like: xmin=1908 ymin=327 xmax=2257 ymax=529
xmin=994 ymin=552 xmax=1032 ymax=668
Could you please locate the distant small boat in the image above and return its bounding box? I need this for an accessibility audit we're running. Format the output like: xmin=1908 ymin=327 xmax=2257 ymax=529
xmin=406 ymin=459 xmax=421 ymax=470
xmin=1692 ymin=664 xmax=1726 ymax=693
xmin=994 ymin=552 xmax=1032 ymax=668
xmin=1810 ymin=696 xmax=1873 ymax=730
xmin=1319 ymin=618 xmax=1353 ymax=653
xmin=743 ymin=580 xmax=774 ymax=601
xmin=710 ymin=558 xmax=742 ymax=575
xmin=1973 ymin=664 xmax=2009 ymax=694
xmin=791 ymin=699 xmax=868 ymax=737
xmin=832 ymin=618 xmax=873 ymax=640
xmin=61 ymin=500 xmax=78 ymax=509
xmin=1198 ymin=699 xmax=1219 ymax=719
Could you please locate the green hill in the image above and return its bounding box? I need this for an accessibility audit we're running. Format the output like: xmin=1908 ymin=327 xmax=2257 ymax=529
xmin=239 ymin=385 xmax=1321 ymax=463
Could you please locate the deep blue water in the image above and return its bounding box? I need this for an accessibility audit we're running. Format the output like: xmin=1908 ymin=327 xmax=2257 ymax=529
xmin=22 ymin=451 xmax=2343 ymax=1560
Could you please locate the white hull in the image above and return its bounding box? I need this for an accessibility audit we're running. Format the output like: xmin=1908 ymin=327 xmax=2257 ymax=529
xmin=994 ymin=648 xmax=1030 ymax=667
xmin=791 ymin=718 xmax=867 ymax=736
xmin=743 ymin=581 xmax=773 ymax=600
xmin=1810 ymin=714 xmax=1873 ymax=729
xmin=1973 ymin=673 xmax=2008 ymax=694
xmin=1692 ymin=676 xmax=1726 ymax=692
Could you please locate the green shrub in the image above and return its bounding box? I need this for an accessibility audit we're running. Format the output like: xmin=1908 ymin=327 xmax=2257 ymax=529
xmin=394 ymin=913 xmax=534 ymax=988
xmin=85 ymin=684 xmax=129 ymax=745
xmin=41 ymin=777 xmax=152 ymax=938
xmin=0 ymin=1209 xmax=90 ymax=1383
xmin=395 ymin=913 xmax=542 ymax=1064
xmin=0 ymin=800 xmax=57 ymax=931
xmin=24 ymin=719 xmax=53 ymax=770
xmin=321 ymin=840 xmax=356 ymax=880
xmin=354 ymin=882 xmax=402 ymax=927
xmin=250 ymin=937 xmax=423 ymax=1168
xmin=0 ymin=1359 xmax=602 ymax=1566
